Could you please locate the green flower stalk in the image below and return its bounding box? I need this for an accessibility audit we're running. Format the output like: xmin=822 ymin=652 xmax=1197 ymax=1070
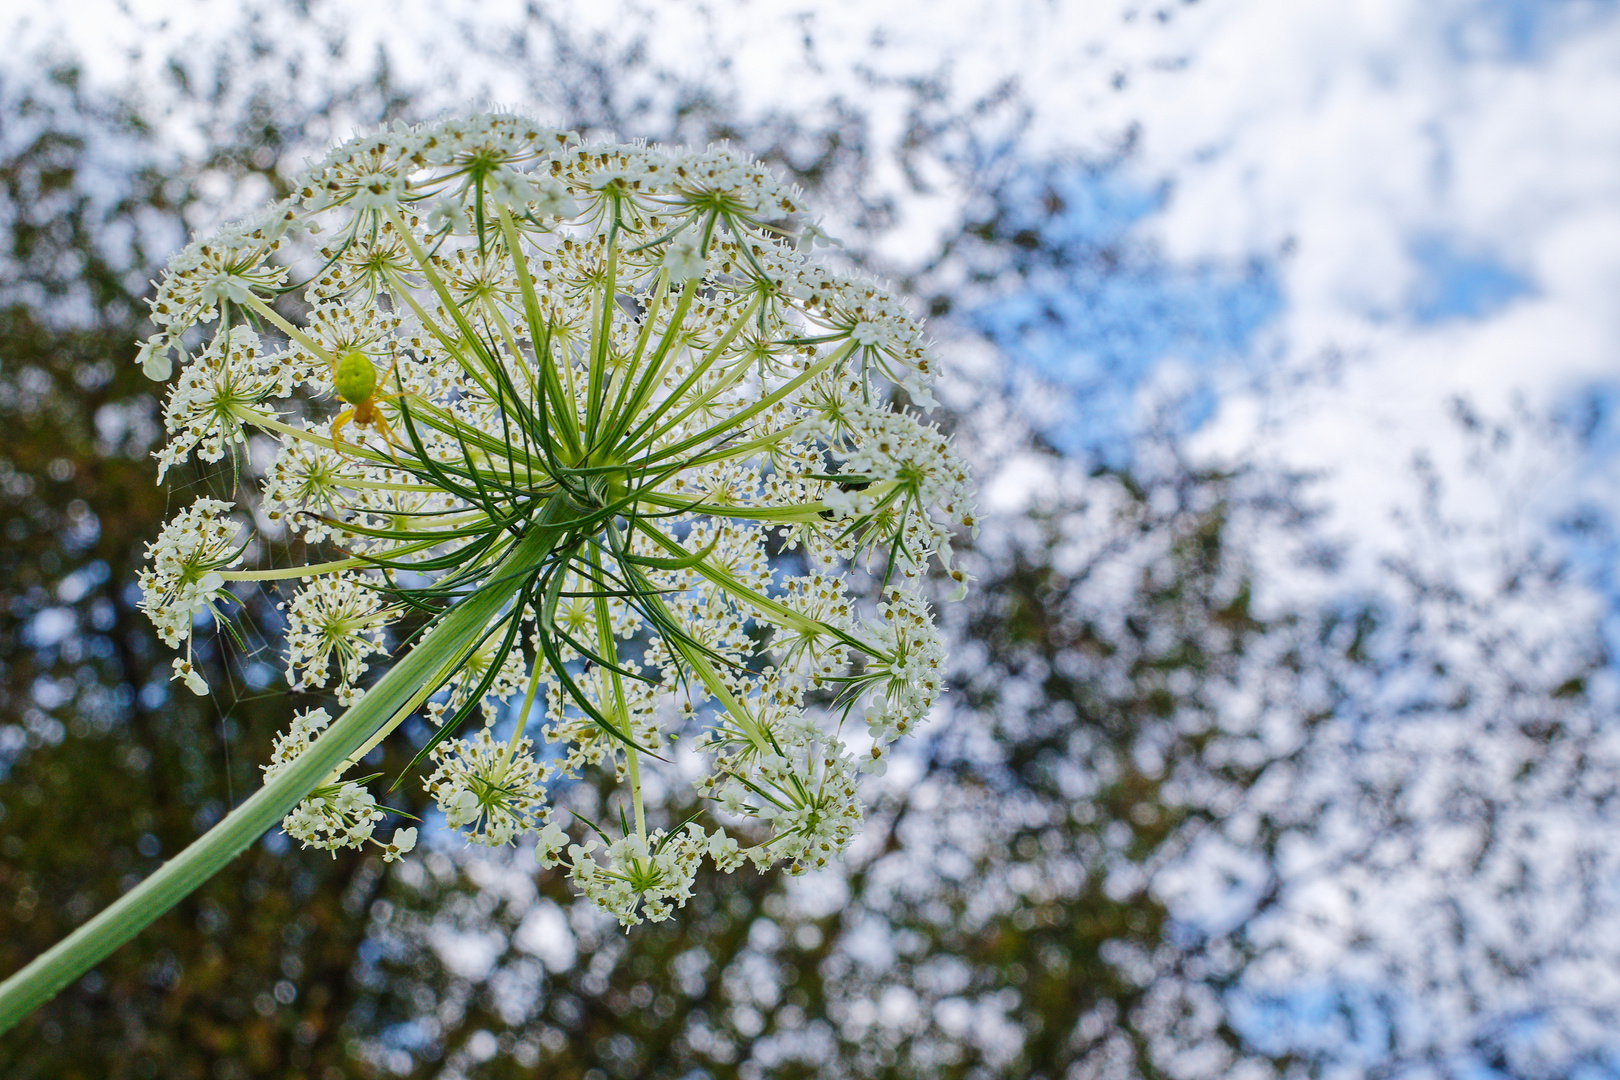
xmin=0 ymin=112 xmax=972 ymax=1028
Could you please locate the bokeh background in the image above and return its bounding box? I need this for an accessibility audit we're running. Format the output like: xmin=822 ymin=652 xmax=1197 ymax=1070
xmin=3 ymin=1 xmax=1620 ymax=1077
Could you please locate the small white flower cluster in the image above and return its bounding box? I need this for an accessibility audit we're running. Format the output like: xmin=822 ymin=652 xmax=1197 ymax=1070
xmin=858 ymin=588 xmax=948 ymax=745
xmin=424 ymin=730 xmax=551 ymax=847
xmin=147 ymin=210 xmax=295 ymax=340
xmin=137 ymin=113 xmax=972 ymax=925
xmin=281 ymin=572 xmax=393 ymax=705
xmin=823 ymin=399 xmax=976 ymax=591
xmin=695 ymin=678 xmax=868 ymax=863
xmin=157 ymin=326 xmax=294 ymax=480
xmin=137 ymin=497 xmax=243 ymax=695
xmin=568 ymin=824 xmax=710 ymax=927
xmin=262 ymin=708 xmax=417 ymax=861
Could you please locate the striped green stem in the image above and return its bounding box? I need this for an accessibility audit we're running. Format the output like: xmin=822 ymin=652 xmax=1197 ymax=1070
xmin=0 ymin=507 xmax=568 ymax=1034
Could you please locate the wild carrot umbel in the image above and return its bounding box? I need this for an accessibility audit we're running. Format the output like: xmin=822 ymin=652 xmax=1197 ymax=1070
xmin=142 ymin=114 xmax=974 ymax=928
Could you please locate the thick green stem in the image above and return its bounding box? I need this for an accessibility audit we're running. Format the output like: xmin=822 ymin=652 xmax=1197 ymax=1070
xmin=0 ymin=512 xmax=566 ymax=1034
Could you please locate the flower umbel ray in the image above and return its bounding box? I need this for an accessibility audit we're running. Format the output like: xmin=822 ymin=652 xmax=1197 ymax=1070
xmin=133 ymin=113 xmax=975 ymax=926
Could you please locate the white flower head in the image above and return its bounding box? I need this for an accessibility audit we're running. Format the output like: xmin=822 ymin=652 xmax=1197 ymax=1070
xmin=262 ymin=706 xmax=336 ymax=782
xmin=262 ymin=707 xmax=416 ymax=861
xmin=426 ymin=729 xmax=551 ymax=847
xmin=137 ymin=113 xmax=971 ymax=926
xmin=138 ymin=497 xmax=243 ymax=652
xmin=280 ymin=781 xmax=385 ymax=853
xmin=281 ymin=572 xmax=394 ymax=704
xmin=154 ymin=325 xmax=293 ymax=480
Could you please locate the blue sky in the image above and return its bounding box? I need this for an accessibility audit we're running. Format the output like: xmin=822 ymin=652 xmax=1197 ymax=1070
xmin=1405 ymin=234 xmax=1536 ymax=324
xmin=969 ymin=165 xmax=1282 ymax=461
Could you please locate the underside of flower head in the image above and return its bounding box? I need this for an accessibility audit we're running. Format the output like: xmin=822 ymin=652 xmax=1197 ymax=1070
xmin=137 ymin=112 xmax=974 ymax=926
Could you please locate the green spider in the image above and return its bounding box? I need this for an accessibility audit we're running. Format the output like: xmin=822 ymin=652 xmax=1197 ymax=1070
xmin=329 ymin=348 xmax=408 ymax=458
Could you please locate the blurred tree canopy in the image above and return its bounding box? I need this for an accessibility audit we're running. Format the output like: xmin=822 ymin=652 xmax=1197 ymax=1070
xmin=3 ymin=8 xmax=1619 ymax=1079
